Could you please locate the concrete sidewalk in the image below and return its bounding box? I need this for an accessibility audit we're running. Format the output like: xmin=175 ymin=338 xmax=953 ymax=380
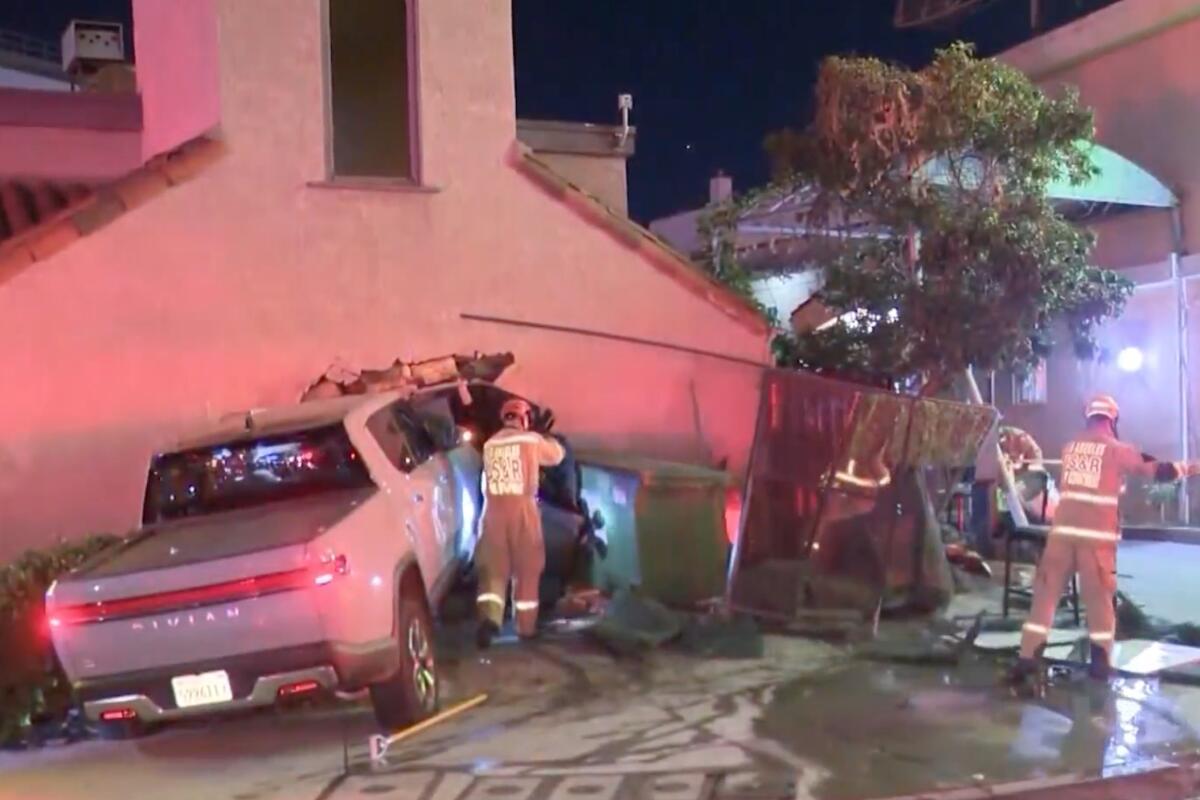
xmin=5 ymin=611 xmax=1200 ymax=800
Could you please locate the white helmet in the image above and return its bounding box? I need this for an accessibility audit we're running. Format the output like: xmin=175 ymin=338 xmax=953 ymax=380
xmin=1085 ymin=394 xmax=1119 ymax=422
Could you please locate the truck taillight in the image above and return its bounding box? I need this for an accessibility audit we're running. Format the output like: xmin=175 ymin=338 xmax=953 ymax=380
xmin=278 ymin=680 xmax=321 ymax=698
xmin=100 ymin=708 xmax=137 ymax=722
xmin=48 ymin=568 xmax=315 ymax=626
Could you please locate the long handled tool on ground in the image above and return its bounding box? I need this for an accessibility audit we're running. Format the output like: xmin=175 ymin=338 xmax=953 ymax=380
xmin=367 ymin=693 xmax=489 ymax=766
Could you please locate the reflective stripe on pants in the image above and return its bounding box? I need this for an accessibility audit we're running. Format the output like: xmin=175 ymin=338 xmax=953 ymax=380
xmin=1019 ymin=533 xmax=1118 ymax=660
xmin=475 ymin=496 xmax=545 ymax=636
xmin=1053 ymin=525 xmax=1119 ymax=542
xmin=1058 ymin=491 xmax=1118 ymax=507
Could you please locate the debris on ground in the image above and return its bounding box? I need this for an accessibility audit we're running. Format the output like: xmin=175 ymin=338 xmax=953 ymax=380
xmin=771 ymin=608 xmax=867 ymax=642
xmin=944 ymin=541 xmax=991 ymax=578
xmin=1116 ymin=590 xmax=1200 ymax=647
xmin=857 ymin=613 xmax=984 ymax=666
xmin=679 ymin=613 xmax=763 ymax=659
xmin=554 ymin=587 xmax=608 ymax=619
xmin=583 ymin=588 xmax=764 ymax=659
xmin=586 ymin=588 xmax=683 ymax=656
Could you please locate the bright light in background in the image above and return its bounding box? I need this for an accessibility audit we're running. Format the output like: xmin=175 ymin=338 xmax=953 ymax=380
xmin=817 ymin=307 xmax=900 ymax=333
xmin=1117 ymin=346 xmax=1144 ymax=373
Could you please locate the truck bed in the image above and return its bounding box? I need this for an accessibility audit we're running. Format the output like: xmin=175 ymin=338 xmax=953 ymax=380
xmin=73 ymin=487 xmax=377 ymax=580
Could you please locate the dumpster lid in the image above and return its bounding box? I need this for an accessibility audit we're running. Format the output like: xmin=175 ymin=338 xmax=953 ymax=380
xmin=575 ymin=450 xmax=732 ymax=487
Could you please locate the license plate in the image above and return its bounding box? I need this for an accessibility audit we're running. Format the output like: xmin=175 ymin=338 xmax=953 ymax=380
xmin=171 ymin=670 xmax=234 ymax=708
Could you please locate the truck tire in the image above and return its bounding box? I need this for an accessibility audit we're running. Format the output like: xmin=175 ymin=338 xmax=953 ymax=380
xmin=369 ymin=580 xmax=439 ymax=732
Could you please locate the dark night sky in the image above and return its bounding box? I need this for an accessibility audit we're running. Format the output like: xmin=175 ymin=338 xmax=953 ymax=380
xmin=0 ymin=0 xmax=1119 ymax=222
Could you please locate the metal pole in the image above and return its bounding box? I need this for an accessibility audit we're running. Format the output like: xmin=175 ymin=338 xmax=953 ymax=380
xmin=1171 ymin=205 xmax=1189 ymax=525
xmin=964 ymin=368 xmax=1029 ymax=528
xmin=724 ymin=370 xmax=768 ymax=608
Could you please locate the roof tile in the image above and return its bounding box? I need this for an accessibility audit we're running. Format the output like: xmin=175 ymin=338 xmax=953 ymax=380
xmin=0 ymin=136 xmax=224 ymax=290
xmin=27 ymin=221 xmax=80 ymax=261
xmin=113 ymin=169 xmax=169 ymax=211
xmin=70 ymin=193 xmax=125 ymax=236
xmin=159 ymin=138 xmax=225 ymax=185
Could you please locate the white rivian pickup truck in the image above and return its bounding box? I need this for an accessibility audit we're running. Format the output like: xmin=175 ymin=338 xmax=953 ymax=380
xmin=45 ymin=389 xmax=483 ymax=737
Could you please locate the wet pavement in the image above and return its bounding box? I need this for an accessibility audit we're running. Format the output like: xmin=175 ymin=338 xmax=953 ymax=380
xmin=5 ymin=623 xmax=1200 ymax=799
xmin=341 ymin=633 xmax=1200 ymax=800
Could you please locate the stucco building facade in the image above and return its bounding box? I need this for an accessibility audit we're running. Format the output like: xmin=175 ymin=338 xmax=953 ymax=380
xmin=0 ymin=0 xmax=769 ymax=559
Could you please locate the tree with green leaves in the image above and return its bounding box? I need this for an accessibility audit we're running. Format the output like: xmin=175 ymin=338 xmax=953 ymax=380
xmin=705 ymin=42 xmax=1132 ymax=396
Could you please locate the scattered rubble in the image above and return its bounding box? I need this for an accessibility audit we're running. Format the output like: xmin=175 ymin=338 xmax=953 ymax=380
xmin=301 ymin=352 xmax=516 ymax=401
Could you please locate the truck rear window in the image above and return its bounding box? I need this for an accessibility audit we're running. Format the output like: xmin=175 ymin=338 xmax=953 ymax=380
xmin=142 ymin=423 xmax=373 ymax=523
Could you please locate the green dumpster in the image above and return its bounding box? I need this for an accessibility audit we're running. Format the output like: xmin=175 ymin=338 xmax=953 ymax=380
xmin=576 ymin=450 xmax=731 ymax=608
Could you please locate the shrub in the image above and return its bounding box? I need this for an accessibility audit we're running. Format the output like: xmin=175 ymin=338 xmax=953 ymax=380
xmin=0 ymin=534 xmax=121 ymax=747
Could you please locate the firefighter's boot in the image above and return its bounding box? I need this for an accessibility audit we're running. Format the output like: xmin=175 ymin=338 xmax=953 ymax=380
xmin=1006 ymin=646 xmax=1047 ymax=698
xmin=476 ymin=619 xmax=500 ymax=650
xmin=1088 ymin=642 xmax=1112 ymax=681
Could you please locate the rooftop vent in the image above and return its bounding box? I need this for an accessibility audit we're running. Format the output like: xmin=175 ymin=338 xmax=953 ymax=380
xmin=61 ymin=20 xmax=124 ymax=76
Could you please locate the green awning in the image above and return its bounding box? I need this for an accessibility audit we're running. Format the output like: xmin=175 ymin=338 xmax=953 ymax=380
xmin=921 ymin=142 xmax=1177 ymax=209
xmin=1047 ymin=143 xmax=1176 ymax=208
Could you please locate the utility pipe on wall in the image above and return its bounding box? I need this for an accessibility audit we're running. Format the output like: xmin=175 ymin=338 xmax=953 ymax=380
xmin=1172 ymin=204 xmax=1190 ymax=525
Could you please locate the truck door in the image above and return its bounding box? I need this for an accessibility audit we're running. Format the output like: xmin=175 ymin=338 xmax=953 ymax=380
xmin=394 ymin=406 xmax=458 ymax=560
xmin=365 ymin=407 xmax=446 ymax=595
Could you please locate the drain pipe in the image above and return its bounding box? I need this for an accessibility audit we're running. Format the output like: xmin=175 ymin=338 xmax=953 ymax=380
xmin=1172 ymin=204 xmax=1190 ymax=526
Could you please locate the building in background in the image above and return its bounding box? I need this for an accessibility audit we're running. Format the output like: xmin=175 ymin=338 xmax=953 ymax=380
xmin=0 ymin=0 xmax=767 ymax=560
xmin=993 ymin=0 xmax=1200 ymax=526
xmin=651 ymin=0 xmax=1200 ymax=527
xmin=0 ymin=28 xmax=71 ymax=91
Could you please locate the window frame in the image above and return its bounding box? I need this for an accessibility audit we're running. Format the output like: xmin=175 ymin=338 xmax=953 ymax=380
xmin=320 ymin=0 xmax=423 ymax=186
xmin=367 ymin=406 xmax=422 ymax=474
xmin=393 ymin=405 xmax=437 ymax=464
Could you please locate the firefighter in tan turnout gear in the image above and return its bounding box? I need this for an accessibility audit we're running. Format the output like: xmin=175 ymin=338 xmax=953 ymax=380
xmin=475 ymin=397 xmax=565 ymax=648
xmin=1011 ymin=394 xmax=1200 ymax=691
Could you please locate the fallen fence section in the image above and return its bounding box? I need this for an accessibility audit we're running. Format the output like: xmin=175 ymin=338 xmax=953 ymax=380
xmin=728 ymin=368 xmax=998 ymax=623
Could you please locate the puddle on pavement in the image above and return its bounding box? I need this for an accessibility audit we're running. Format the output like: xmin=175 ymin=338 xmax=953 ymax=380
xmin=755 ymin=657 xmax=1200 ymax=799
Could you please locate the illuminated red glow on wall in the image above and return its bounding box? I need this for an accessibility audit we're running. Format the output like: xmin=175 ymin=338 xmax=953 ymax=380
xmin=724 ymin=487 xmax=742 ymax=545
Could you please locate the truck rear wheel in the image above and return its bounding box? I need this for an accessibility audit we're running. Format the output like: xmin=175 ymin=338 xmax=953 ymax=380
xmin=369 ymin=580 xmax=439 ymax=732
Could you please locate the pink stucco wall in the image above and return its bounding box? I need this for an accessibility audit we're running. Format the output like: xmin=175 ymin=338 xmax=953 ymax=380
xmin=134 ymin=0 xmax=222 ymax=160
xmin=0 ymin=0 xmax=767 ymax=558
xmin=0 ymin=89 xmax=142 ymax=181
xmin=1005 ymin=5 xmax=1200 ymax=258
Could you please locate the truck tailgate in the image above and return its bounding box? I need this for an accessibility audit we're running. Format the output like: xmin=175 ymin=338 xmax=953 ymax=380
xmin=48 ymin=489 xmax=374 ymax=679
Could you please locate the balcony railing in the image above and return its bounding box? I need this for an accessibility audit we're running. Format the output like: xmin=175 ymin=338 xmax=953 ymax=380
xmin=0 ymin=28 xmax=60 ymax=65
